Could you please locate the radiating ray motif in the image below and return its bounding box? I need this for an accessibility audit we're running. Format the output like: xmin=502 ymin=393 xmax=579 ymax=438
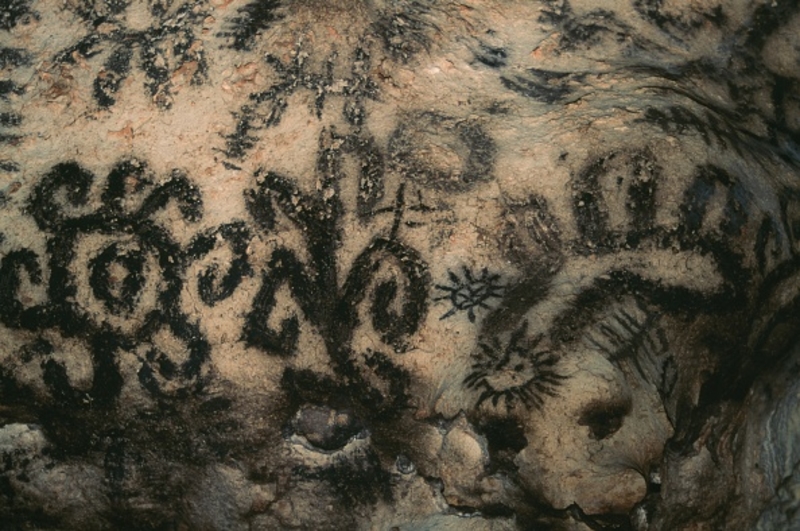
xmin=465 ymin=321 xmax=565 ymax=410
xmin=434 ymin=266 xmax=505 ymax=322
xmin=582 ymin=298 xmax=676 ymax=398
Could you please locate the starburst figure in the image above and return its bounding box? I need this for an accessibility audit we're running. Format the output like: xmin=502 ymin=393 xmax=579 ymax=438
xmin=434 ymin=266 xmax=504 ymax=322
xmin=464 ymin=321 xmax=566 ymax=410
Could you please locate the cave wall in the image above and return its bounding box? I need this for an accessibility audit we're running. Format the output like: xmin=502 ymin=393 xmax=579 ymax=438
xmin=1 ymin=1 xmax=800 ymax=529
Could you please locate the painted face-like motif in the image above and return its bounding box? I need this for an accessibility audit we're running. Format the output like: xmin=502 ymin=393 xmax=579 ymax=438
xmin=2 ymin=2 xmax=800 ymax=530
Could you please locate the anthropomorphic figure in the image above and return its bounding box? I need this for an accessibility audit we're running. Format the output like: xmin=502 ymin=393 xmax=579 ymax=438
xmin=1 ymin=1 xmax=799 ymax=529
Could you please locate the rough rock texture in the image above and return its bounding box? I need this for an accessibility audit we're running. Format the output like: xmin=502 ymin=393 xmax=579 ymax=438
xmin=1 ymin=0 xmax=800 ymax=529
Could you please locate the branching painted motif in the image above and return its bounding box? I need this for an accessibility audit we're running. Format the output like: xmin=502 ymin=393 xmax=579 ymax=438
xmin=54 ymin=1 xmax=210 ymax=109
xmin=224 ymin=44 xmax=378 ymax=159
xmin=242 ymin=127 xmax=431 ymax=419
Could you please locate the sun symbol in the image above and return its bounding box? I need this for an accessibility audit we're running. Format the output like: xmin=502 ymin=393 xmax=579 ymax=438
xmin=434 ymin=266 xmax=504 ymax=322
xmin=464 ymin=321 xmax=566 ymax=410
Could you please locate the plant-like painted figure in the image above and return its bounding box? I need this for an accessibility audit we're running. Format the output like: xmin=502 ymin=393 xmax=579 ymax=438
xmin=243 ymin=127 xmax=430 ymax=422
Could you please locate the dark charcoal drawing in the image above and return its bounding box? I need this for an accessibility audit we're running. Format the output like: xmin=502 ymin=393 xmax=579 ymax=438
xmin=0 ymin=47 xmax=30 ymax=69
xmin=464 ymin=320 xmax=565 ymax=410
xmin=372 ymin=0 xmax=437 ymax=63
xmin=1 ymin=0 xmax=38 ymax=31
xmin=388 ymin=112 xmax=496 ymax=192
xmin=633 ymin=0 xmax=726 ymax=36
xmin=580 ymin=296 xmax=676 ymax=400
xmin=474 ymin=42 xmax=508 ymax=68
xmin=515 ymin=0 xmax=800 ymax=178
xmin=472 ymin=143 xmax=799 ymax=456
xmin=639 ymin=105 xmax=741 ymax=153
xmin=54 ymin=1 xmax=210 ymax=109
xmin=186 ymin=221 xmax=253 ymax=307
xmin=0 ymin=39 xmax=29 ymax=176
xmin=571 ymin=149 xmax=660 ymax=253
xmin=500 ymin=193 xmax=563 ymax=271
xmin=537 ymin=0 xmax=635 ymax=52
xmin=223 ymin=44 xmax=379 ymax=159
xmin=483 ymin=145 xmax=747 ymax=356
xmin=217 ymin=0 xmax=284 ymax=51
xmin=566 ymin=149 xmax=755 ymax=315
xmin=500 ymin=69 xmax=586 ymax=104
xmin=243 ymin=127 xmax=430 ymax=422
xmin=434 ymin=266 xmax=504 ymax=323
xmin=1 ymin=159 xmax=213 ymax=404
xmin=0 ymin=158 xmax=263 ymax=524
xmin=0 ymin=112 xmax=20 ymax=148
xmin=0 ymin=80 xmax=23 ymax=99
xmin=2 ymin=1 xmax=800 ymax=528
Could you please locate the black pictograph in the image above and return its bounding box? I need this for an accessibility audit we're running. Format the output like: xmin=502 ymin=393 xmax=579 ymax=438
xmin=217 ymin=0 xmax=284 ymax=51
xmin=242 ymin=127 xmax=430 ymax=422
xmin=53 ymin=1 xmax=210 ymax=109
xmin=0 ymin=158 xmax=250 ymax=408
xmin=465 ymin=320 xmax=565 ymax=410
xmin=224 ymin=44 xmax=379 ymax=159
xmin=388 ymin=112 xmax=497 ymax=192
xmin=434 ymin=266 xmax=504 ymax=323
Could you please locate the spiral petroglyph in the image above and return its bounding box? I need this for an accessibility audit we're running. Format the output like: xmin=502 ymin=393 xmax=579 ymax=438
xmin=2 ymin=1 xmax=800 ymax=529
